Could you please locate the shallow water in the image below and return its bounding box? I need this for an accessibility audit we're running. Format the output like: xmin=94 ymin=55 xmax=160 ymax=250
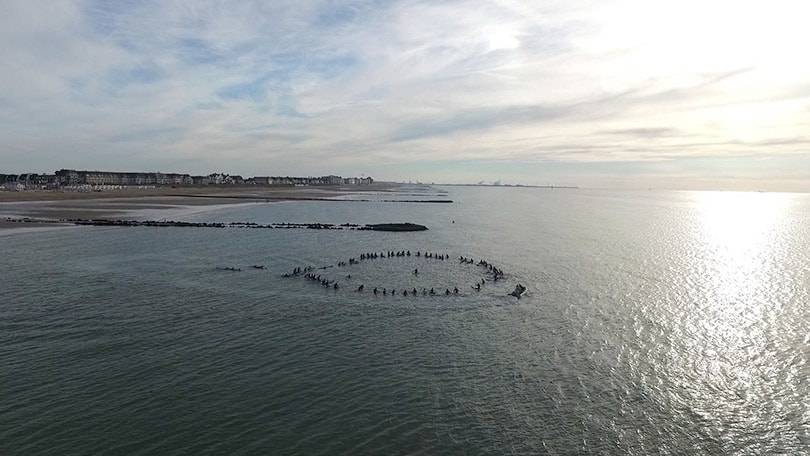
xmin=2 ymin=188 xmax=808 ymax=455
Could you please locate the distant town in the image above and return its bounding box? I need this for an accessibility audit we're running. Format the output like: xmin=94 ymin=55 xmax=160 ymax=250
xmin=0 ymin=170 xmax=374 ymax=191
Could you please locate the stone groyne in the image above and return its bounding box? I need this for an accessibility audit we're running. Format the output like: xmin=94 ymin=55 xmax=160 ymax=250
xmin=65 ymin=219 xmax=428 ymax=231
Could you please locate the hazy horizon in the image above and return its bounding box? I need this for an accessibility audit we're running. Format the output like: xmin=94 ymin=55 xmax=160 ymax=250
xmin=2 ymin=0 xmax=809 ymax=191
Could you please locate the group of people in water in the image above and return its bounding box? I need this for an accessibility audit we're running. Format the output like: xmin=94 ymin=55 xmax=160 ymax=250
xmin=281 ymin=266 xmax=313 ymax=277
xmin=221 ymin=250 xmax=524 ymax=297
xmin=278 ymin=249 xmax=513 ymax=298
xmin=218 ymin=264 xmax=268 ymax=272
xmin=370 ymin=286 xmax=460 ymax=296
xmin=459 ymin=256 xmax=504 ymax=291
xmin=303 ymin=272 xmax=342 ymax=289
xmin=357 ymin=250 xmax=449 ymax=261
xmin=460 ymin=257 xmax=504 ymax=278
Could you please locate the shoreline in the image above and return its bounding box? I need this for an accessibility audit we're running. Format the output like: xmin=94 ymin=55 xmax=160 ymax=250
xmin=0 ymin=184 xmax=373 ymax=202
xmin=0 ymin=182 xmax=445 ymax=232
xmin=0 ymin=201 xmax=265 ymax=236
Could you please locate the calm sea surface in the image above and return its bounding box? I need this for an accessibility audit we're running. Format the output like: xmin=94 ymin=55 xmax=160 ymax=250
xmin=2 ymin=187 xmax=808 ymax=455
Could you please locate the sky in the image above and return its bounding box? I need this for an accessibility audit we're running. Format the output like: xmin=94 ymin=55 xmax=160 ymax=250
xmin=1 ymin=0 xmax=809 ymax=190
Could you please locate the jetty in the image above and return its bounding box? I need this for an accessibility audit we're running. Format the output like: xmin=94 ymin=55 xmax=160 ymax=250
xmin=364 ymin=223 xmax=428 ymax=232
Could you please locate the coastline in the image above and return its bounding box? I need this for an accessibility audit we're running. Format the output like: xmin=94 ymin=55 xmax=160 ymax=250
xmin=0 ymin=182 xmax=437 ymax=232
xmin=0 ymin=182 xmax=404 ymax=203
xmin=0 ymin=200 xmax=269 ymax=236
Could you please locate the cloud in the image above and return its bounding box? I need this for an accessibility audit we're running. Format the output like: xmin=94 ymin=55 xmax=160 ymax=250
xmin=599 ymin=128 xmax=681 ymax=138
xmin=0 ymin=0 xmax=809 ymax=189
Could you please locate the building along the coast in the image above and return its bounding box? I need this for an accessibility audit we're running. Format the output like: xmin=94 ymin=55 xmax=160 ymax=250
xmin=2 ymin=174 xmax=21 ymax=191
xmin=56 ymin=170 xmax=192 ymax=186
xmin=21 ymin=169 xmax=374 ymax=189
xmin=249 ymin=177 xmax=271 ymax=185
xmin=0 ymin=173 xmax=58 ymax=190
xmin=245 ymin=176 xmax=373 ymax=186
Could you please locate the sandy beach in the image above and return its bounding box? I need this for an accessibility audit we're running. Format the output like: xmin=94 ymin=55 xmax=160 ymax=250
xmin=0 ymin=183 xmax=403 ymax=228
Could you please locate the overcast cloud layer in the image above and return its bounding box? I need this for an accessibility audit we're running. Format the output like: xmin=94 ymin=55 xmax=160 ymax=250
xmin=2 ymin=0 xmax=809 ymax=189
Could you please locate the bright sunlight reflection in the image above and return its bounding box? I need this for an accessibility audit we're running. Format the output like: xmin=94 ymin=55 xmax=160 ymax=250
xmin=684 ymin=191 xmax=798 ymax=447
xmin=694 ymin=191 xmax=791 ymax=304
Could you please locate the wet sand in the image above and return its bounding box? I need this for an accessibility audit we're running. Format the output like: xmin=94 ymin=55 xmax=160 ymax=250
xmin=0 ymin=183 xmax=402 ymax=203
xmin=0 ymin=183 xmax=422 ymax=230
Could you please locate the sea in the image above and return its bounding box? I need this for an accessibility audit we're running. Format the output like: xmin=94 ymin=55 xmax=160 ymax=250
xmin=2 ymin=187 xmax=808 ymax=455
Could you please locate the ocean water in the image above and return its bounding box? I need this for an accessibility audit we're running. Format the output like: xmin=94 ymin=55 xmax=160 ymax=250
xmin=2 ymin=187 xmax=808 ymax=455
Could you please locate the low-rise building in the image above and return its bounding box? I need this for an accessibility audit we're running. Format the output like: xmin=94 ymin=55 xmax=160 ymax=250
xmin=14 ymin=170 xmax=374 ymax=188
xmin=208 ymin=173 xmax=227 ymax=185
xmin=54 ymin=169 xmax=191 ymax=186
xmin=251 ymin=177 xmax=271 ymax=185
xmin=56 ymin=169 xmax=81 ymax=186
xmin=4 ymin=182 xmax=24 ymax=191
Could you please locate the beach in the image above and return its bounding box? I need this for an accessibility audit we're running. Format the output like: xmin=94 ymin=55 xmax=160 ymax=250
xmin=0 ymin=183 xmax=405 ymax=227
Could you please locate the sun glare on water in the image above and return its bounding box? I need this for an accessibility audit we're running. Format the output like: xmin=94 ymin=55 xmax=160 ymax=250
xmin=689 ymin=191 xmax=797 ymax=347
xmin=686 ymin=191 xmax=797 ymax=406
xmin=697 ymin=191 xmax=789 ymax=250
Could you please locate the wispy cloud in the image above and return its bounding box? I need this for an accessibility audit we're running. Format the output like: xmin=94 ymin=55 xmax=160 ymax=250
xmin=1 ymin=0 xmax=809 ymax=189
